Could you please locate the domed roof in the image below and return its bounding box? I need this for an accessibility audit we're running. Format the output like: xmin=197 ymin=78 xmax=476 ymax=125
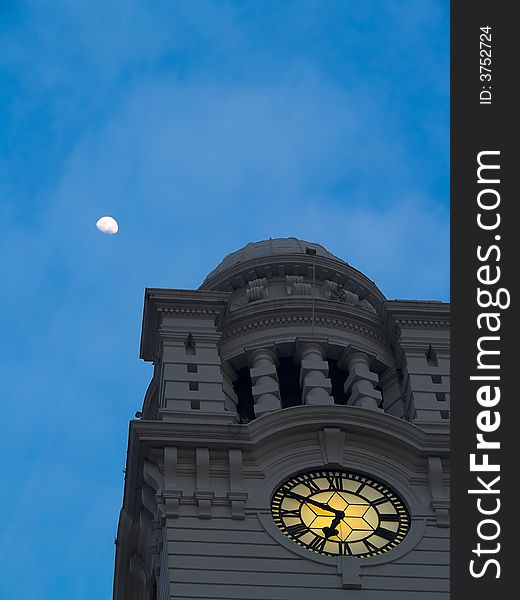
xmin=203 ymin=237 xmax=346 ymax=283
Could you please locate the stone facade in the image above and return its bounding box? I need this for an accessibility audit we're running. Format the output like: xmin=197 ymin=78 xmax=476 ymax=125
xmin=114 ymin=238 xmax=450 ymax=599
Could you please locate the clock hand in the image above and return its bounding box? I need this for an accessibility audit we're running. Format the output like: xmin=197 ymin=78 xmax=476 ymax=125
xmin=323 ymin=513 xmax=344 ymax=539
xmin=286 ymin=491 xmax=344 ymax=515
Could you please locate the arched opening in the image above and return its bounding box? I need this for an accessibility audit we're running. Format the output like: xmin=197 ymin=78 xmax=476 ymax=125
xmin=328 ymin=359 xmax=348 ymax=404
xmin=277 ymin=357 xmax=303 ymax=408
xmin=232 ymin=367 xmax=255 ymax=422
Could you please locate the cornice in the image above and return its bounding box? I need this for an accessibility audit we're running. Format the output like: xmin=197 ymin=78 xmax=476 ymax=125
xmin=127 ymin=405 xmax=450 ymax=457
xmin=383 ymin=299 xmax=450 ymax=345
xmin=222 ymin=298 xmax=390 ymax=348
xmin=223 ymin=315 xmax=390 ymax=349
xmin=384 ymin=299 xmax=450 ymax=324
xmin=393 ymin=318 xmax=450 ymax=328
xmin=140 ymin=288 xmax=232 ymax=361
xmin=245 ymin=406 xmax=450 ymax=457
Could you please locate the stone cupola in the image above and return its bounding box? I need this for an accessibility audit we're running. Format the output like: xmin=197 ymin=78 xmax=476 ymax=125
xmin=139 ymin=237 xmax=450 ymax=424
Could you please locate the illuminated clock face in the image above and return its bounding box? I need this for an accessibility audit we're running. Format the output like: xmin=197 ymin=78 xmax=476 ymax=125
xmin=271 ymin=469 xmax=410 ymax=557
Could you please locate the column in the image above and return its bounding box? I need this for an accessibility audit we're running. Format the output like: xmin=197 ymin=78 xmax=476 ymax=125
xmin=342 ymin=350 xmax=382 ymax=411
xmin=297 ymin=342 xmax=333 ymax=405
xmin=249 ymin=348 xmax=281 ymax=416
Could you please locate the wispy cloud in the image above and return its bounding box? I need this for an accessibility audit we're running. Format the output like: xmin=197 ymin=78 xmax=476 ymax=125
xmin=0 ymin=1 xmax=448 ymax=597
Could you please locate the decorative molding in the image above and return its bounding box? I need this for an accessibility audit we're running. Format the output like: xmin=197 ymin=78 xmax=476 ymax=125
xmin=397 ymin=339 xmax=450 ymax=354
xmin=318 ymin=428 xmax=346 ymax=466
xmin=245 ymin=277 xmax=268 ymax=302
xmin=336 ymin=556 xmax=361 ymax=589
xmin=358 ymin=298 xmax=377 ymax=313
xmin=228 ymin=448 xmax=244 ymax=489
xmin=286 ymin=275 xmax=312 ymax=296
xmin=324 ymin=280 xmax=377 ymax=314
xmin=163 ymin=447 xmax=178 ymax=488
xmin=142 ymin=484 xmax=157 ymax=518
xmin=143 ymin=460 xmax=163 ymax=492
xmin=325 ymin=281 xmax=358 ymax=304
xmin=384 ymin=301 xmax=450 ymax=346
xmin=322 ymin=280 xmax=338 ymax=299
xmin=196 ymin=447 xmax=210 ymax=489
xmin=129 ymin=405 xmax=450 ymax=457
xmin=228 ymin=448 xmax=248 ymax=519
xmin=227 ymin=491 xmax=248 ymax=519
xmin=195 ymin=447 xmax=213 ymax=518
xmin=194 ymin=490 xmax=214 ymax=519
xmin=222 ymin=314 xmax=390 ymax=347
xmin=157 ymin=306 xmax=223 ymax=317
xmin=154 ymin=448 xmax=183 ymax=519
xmin=201 ymin=253 xmax=385 ymax=308
xmin=140 ymin=288 xmax=231 ymax=361
xmin=427 ymin=456 xmax=450 ymax=527
xmin=161 ymin=490 xmax=183 ymax=519
xmin=394 ymin=319 xmax=450 ymax=328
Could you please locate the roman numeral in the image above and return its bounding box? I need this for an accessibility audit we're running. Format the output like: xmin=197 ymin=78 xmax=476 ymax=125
xmin=307 ymin=536 xmax=327 ymax=552
xmin=364 ymin=539 xmax=380 ymax=553
xmin=375 ymin=527 xmax=397 ymax=541
xmin=325 ymin=472 xmax=343 ymax=490
xmin=379 ymin=514 xmax=400 ymax=522
xmin=286 ymin=523 xmax=308 ymax=538
xmin=354 ymin=483 xmax=365 ymax=494
xmin=299 ymin=475 xmax=321 ymax=493
xmin=371 ymin=496 xmax=388 ymax=506
xmin=280 ymin=509 xmax=300 ymax=518
xmin=355 ymin=540 xmax=370 ymax=555
xmin=340 ymin=542 xmax=351 ymax=555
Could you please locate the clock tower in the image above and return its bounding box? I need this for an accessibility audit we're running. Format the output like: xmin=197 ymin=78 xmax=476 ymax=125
xmin=113 ymin=238 xmax=450 ymax=599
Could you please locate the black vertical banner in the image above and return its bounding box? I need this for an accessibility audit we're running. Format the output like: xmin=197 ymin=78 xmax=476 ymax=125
xmin=452 ymin=2 xmax=517 ymax=598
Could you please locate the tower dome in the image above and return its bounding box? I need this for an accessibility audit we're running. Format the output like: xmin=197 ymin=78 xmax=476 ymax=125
xmin=200 ymin=236 xmax=384 ymax=315
xmin=202 ymin=237 xmax=345 ymax=284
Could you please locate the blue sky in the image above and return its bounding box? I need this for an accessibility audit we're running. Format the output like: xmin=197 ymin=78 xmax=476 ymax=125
xmin=0 ymin=1 xmax=448 ymax=598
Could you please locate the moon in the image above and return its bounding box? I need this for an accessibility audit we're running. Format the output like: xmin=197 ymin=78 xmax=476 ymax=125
xmin=96 ymin=216 xmax=119 ymax=235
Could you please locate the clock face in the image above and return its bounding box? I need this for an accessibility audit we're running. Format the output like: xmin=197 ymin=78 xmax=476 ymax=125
xmin=271 ymin=469 xmax=410 ymax=557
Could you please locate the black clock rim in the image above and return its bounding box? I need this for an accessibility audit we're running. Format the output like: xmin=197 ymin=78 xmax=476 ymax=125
xmin=270 ymin=467 xmax=411 ymax=558
xmin=271 ymin=467 xmax=411 ymax=510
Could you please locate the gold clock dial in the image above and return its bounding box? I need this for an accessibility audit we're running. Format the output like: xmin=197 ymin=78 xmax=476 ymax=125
xmin=271 ymin=469 xmax=410 ymax=557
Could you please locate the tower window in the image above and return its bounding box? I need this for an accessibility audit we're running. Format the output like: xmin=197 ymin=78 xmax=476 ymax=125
xmin=328 ymin=359 xmax=348 ymax=405
xmin=277 ymin=357 xmax=302 ymax=408
xmin=233 ymin=367 xmax=255 ymax=421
